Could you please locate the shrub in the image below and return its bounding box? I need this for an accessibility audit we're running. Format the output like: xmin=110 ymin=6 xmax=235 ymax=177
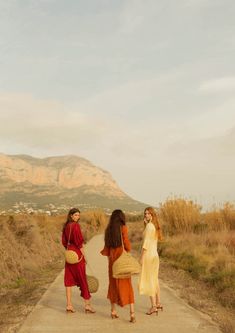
xmin=159 ymin=198 xmax=202 ymax=234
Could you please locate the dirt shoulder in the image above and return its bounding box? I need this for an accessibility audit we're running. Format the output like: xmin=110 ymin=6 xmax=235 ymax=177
xmin=159 ymin=260 xmax=235 ymax=333
xmin=0 ymin=260 xmax=64 ymax=333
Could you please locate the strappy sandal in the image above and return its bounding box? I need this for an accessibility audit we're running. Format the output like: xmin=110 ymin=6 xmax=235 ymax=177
xmin=66 ymin=307 xmax=76 ymax=313
xmin=156 ymin=303 xmax=163 ymax=311
xmin=130 ymin=311 xmax=136 ymax=323
xmin=146 ymin=306 xmax=158 ymax=316
xmin=85 ymin=305 xmax=96 ymax=314
xmin=111 ymin=311 xmax=119 ymax=319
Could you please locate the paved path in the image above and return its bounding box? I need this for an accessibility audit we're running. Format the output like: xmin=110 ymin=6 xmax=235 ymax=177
xmin=18 ymin=234 xmax=222 ymax=333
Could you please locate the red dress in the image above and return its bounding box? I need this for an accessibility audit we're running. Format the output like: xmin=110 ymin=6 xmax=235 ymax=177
xmin=62 ymin=222 xmax=90 ymax=300
xmin=101 ymin=225 xmax=134 ymax=307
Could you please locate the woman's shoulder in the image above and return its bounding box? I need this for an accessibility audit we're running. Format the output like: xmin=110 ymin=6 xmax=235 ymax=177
xmin=146 ymin=222 xmax=156 ymax=230
xmin=67 ymin=222 xmax=79 ymax=230
xmin=121 ymin=224 xmax=128 ymax=232
xmin=121 ymin=225 xmax=129 ymax=237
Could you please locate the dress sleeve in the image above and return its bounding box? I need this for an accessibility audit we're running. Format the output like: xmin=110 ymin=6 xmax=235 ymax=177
xmin=100 ymin=246 xmax=110 ymax=256
xmin=72 ymin=223 xmax=84 ymax=249
xmin=122 ymin=225 xmax=131 ymax=252
xmin=62 ymin=231 xmax=67 ymax=248
xmin=142 ymin=223 xmax=152 ymax=250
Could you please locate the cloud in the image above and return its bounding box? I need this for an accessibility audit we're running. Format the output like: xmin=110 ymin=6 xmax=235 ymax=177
xmin=167 ymin=126 xmax=235 ymax=164
xmin=118 ymin=0 xmax=150 ymax=34
xmin=0 ymin=92 xmax=104 ymax=151
xmin=183 ymin=0 xmax=222 ymax=8
xmin=199 ymin=77 xmax=235 ymax=94
xmin=118 ymin=0 xmax=168 ymax=34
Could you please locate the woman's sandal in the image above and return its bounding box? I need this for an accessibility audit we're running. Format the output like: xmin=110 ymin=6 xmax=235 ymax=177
xmin=66 ymin=307 xmax=76 ymax=313
xmin=156 ymin=303 xmax=163 ymax=311
xmin=130 ymin=311 xmax=136 ymax=323
xmin=146 ymin=306 xmax=158 ymax=316
xmin=111 ymin=311 xmax=119 ymax=319
xmin=85 ymin=305 xmax=96 ymax=314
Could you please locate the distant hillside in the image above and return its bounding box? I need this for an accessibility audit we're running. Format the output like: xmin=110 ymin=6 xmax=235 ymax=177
xmin=0 ymin=153 xmax=147 ymax=212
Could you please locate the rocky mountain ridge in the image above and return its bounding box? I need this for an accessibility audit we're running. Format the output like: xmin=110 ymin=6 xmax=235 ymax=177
xmin=0 ymin=153 xmax=146 ymax=212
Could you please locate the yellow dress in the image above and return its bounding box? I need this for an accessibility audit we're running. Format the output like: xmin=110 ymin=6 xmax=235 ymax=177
xmin=138 ymin=222 xmax=159 ymax=297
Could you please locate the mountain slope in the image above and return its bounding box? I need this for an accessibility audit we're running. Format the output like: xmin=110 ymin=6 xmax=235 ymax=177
xmin=0 ymin=153 xmax=147 ymax=212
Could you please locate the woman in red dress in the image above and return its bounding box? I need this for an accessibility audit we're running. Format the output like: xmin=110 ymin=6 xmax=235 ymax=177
xmin=101 ymin=209 xmax=136 ymax=323
xmin=62 ymin=208 xmax=95 ymax=313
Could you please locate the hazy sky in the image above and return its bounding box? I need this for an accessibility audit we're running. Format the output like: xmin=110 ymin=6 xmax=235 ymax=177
xmin=0 ymin=0 xmax=234 ymax=208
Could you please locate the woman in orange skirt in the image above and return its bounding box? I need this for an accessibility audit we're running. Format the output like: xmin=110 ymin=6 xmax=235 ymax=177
xmin=101 ymin=209 xmax=135 ymax=323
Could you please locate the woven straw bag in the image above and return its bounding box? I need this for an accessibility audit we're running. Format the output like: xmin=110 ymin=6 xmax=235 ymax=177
xmin=64 ymin=224 xmax=83 ymax=264
xmin=65 ymin=249 xmax=83 ymax=264
xmin=112 ymin=227 xmax=141 ymax=279
xmin=86 ymin=274 xmax=99 ymax=293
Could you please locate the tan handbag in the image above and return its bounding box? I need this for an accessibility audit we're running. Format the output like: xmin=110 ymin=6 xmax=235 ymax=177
xmin=64 ymin=224 xmax=83 ymax=264
xmin=112 ymin=227 xmax=141 ymax=279
xmin=86 ymin=275 xmax=99 ymax=293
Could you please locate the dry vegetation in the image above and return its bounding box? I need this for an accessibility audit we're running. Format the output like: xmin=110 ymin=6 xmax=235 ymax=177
xmin=159 ymin=199 xmax=235 ymax=308
xmin=1 ymin=201 xmax=234 ymax=333
xmin=128 ymin=198 xmax=235 ymax=333
xmin=0 ymin=210 xmax=107 ymax=333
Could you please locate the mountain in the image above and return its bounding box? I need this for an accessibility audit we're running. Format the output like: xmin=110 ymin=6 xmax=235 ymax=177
xmin=0 ymin=153 xmax=147 ymax=212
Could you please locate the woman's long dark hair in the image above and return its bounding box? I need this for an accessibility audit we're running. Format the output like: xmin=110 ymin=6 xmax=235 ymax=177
xmin=62 ymin=208 xmax=80 ymax=232
xmin=104 ymin=209 xmax=126 ymax=248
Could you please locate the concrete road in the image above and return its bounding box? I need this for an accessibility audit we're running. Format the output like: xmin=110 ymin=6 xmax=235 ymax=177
xmin=18 ymin=234 xmax=222 ymax=333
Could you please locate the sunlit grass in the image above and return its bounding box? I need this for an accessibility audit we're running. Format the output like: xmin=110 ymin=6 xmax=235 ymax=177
xmin=129 ymin=198 xmax=235 ymax=309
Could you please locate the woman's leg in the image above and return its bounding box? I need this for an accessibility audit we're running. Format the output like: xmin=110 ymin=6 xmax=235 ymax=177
xmin=110 ymin=302 xmax=119 ymax=318
xmin=111 ymin=302 xmax=116 ymax=313
xmin=66 ymin=287 xmax=75 ymax=312
xmin=146 ymin=296 xmax=158 ymax=315
xmin=84 ymin=298 xmax=96 ymax=313
xmin=150 ymin=296 xmax=157 ymax=307
xmin=156 ymin=291 xmax=163 ymax=310
xmin=129 ymin=303 xmax=136 ymax=323
xmin=156 ymin=292 xmax=160 ymax=305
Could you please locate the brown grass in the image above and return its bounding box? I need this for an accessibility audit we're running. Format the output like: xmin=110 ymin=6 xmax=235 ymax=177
xmin=1 ymin=200 xmax=234 ymax=332
xmin=128 ymin=198 xmax=235 ymax=333
xmin=0 ymin=210 xmax=107 ymax=333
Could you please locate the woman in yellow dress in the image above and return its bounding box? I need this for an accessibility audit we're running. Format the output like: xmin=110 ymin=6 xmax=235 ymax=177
xmin=138 ymin=206 xmax=163 ymax=315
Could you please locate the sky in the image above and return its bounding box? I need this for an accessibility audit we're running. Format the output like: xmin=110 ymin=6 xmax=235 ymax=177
xmin=0 ymin=0 xmax=235 ymax=209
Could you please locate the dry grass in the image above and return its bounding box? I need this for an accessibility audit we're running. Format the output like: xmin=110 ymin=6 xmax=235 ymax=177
xmin=159 ymin=198 xmax=202 ymax=234
xmin=0 ymin=210 xmax=107 ymax=288
xmin=0 ymin=210 xmax=107 ymax=333
xmin=128 ymin=199 xmax=235 ymax=333
xmin=80 ymin=209 xmax=107 ymax=241
xmin=1 ymin=200 xmax=234 ymax=332
xmin=0 ymin=214 xmax=63 ymax=287
xmin=159 ymin=261 xmax=235 ymax=333
xmin=158 ymin=232 xmax=235 ymax=307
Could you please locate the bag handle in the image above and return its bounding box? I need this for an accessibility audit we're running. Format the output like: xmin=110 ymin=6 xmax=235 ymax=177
xmin=120 ymin=226 xmax=126 ymax=252
xmin=66 ymin=223 xmax=73 ymax=250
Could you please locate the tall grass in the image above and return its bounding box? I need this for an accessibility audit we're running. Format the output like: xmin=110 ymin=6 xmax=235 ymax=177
xmin=80 ymin=209 xmax=107 ymax=241
xmin=0 ymin=210 xmax=106 ymax=288
xmin=159 ymin=198 xmax=202 ymax=234
xmin=129 ymin=198 xmax=235 ymax=309
xmin=159 ymin=198 xmax=235 ymax=234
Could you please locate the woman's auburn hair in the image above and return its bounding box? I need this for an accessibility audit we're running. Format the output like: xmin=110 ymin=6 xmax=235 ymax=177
xmin=104 ymin=209 xmax=126 ymax=248
xmin=144 ymin=206 xmax=163 ymax=240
